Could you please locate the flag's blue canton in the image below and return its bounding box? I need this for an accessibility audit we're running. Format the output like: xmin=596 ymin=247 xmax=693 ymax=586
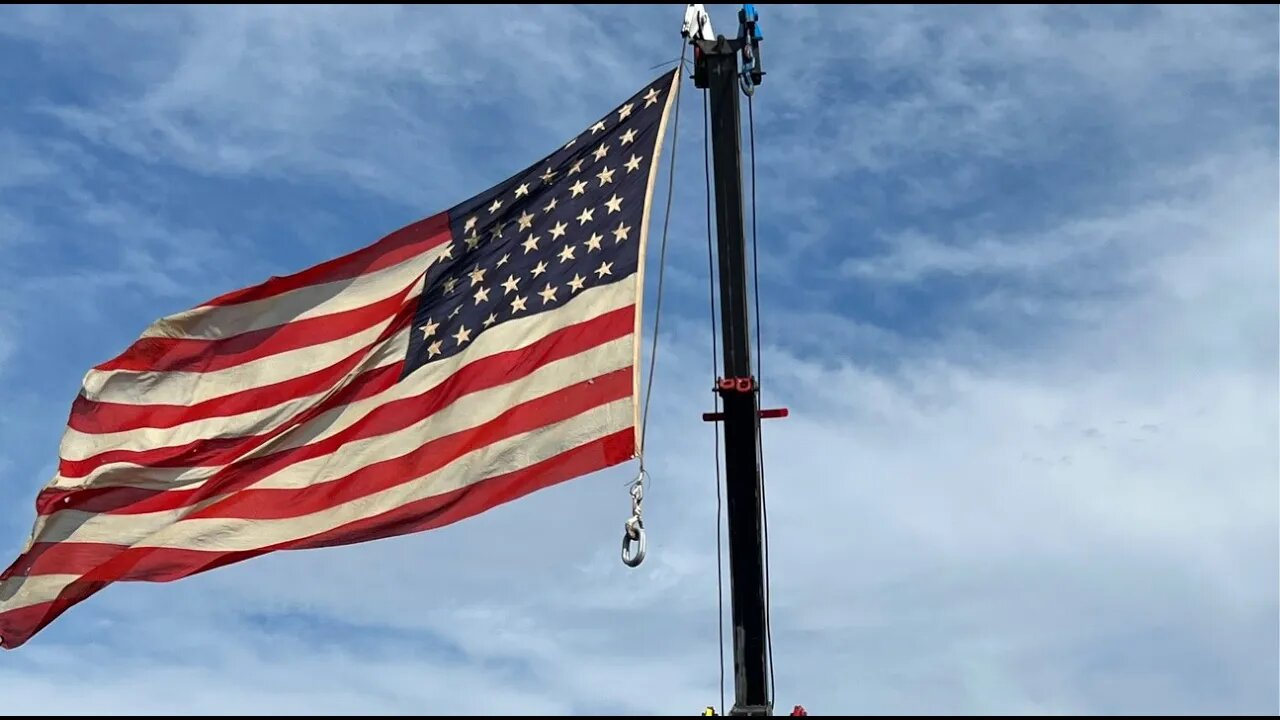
xmin=402 ymin=70 xmax=675 ymax=379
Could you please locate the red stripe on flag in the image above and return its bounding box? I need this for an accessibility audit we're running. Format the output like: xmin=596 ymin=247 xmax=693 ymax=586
xmin=200 ymin=213 xmax=449 ymax=309
xmin=93 ymin=291 xmax=410 ymax=376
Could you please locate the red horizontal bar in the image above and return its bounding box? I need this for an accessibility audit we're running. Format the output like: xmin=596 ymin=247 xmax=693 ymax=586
xmin=701 ymin=407 xmax=789 ymax=422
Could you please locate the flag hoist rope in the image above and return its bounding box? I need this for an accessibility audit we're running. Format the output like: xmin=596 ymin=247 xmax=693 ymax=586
xmin=623 ymin=43 xmax=689 ymax=569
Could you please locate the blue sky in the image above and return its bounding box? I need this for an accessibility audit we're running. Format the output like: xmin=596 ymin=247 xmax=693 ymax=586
xmin=0 ymin=4 xmax=1276 ymax=714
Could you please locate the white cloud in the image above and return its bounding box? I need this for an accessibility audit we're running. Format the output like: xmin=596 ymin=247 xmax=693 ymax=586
xmin=0 ymin=621 xmax=577 ymax=715
xmin=758 ymin=4 xmax=1274 ymax=174
xmin=842 ymin=145 xmax=1275 ymax=290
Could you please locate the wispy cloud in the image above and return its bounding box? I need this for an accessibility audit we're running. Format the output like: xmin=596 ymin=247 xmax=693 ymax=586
xmin=5 ymin=5 xmax=674 ymax=209
xmin=0 ymin=4 xmax=1274 ymax=715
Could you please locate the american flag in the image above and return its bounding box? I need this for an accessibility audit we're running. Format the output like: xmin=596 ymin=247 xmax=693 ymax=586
xmin=0 ymin=69 xmax=680 ymax=650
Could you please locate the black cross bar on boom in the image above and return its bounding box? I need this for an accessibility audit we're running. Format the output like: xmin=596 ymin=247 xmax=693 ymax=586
xmin=684 ymin=4 xmax=780 ymax=716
